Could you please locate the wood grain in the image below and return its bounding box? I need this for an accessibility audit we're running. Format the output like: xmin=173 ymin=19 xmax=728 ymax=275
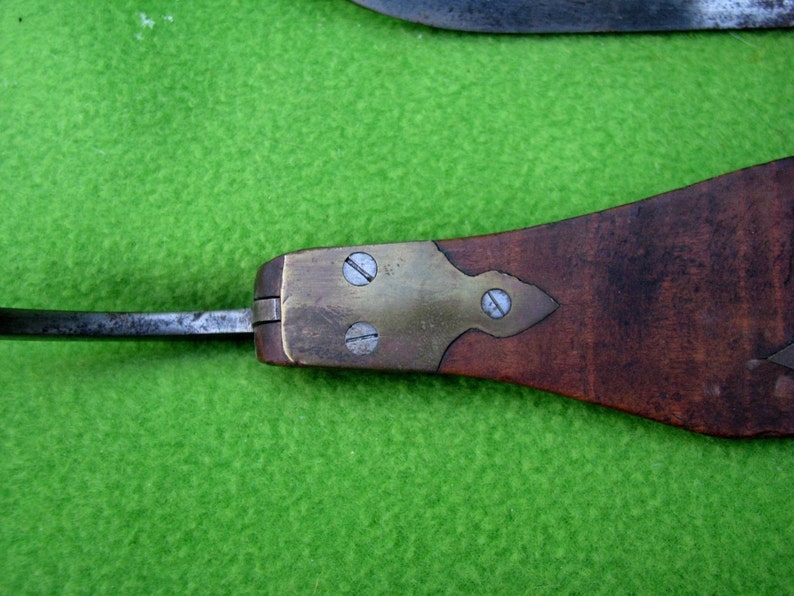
xmin=253 ymin=255 xmax=291 ymax=366
xmin=255 ymin=159 xmax=793 ymax=437
xmin=436 ymin=159 xmax=794 ymax=437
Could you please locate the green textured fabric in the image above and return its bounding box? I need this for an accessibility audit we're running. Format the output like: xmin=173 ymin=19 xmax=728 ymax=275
xmin=1 ymin=1 xmax=793 ymax=593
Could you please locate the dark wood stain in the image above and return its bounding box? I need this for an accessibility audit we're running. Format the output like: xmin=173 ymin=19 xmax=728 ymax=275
xmin=254 ymin=255 xmax=291 ymax=366
xmin=256 ymin=159 xmax=794 ymax=438
xmin=437 ymin=159 xmax=794 ymax=437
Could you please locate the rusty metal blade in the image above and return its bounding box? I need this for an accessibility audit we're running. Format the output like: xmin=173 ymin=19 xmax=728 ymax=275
xmin=0 ymin=308 xmax=255 ymax=339
xmin=348 ymin=0 xmax=794 ymax=33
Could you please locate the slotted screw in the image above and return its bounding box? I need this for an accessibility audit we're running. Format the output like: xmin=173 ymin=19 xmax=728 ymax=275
xmin=345 ymin=322 xmax=379 ymax=355
xmin=481 ymin=289 xmax=512 ymax=319
xmin=343 ymin=252 xmax=377 ymax=286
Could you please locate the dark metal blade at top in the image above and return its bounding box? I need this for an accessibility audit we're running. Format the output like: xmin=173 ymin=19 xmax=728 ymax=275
xmin=349 ymin=0 xmax=794 ymax=33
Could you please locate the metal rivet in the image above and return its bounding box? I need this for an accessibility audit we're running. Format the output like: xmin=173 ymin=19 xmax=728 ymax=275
xmin=481 ymin=289 xmax=512 ymax=319
xmin=343 ymin=252 xmax=377 ymax=286
xmin=345 ymin=322 xmax=379 ymax=355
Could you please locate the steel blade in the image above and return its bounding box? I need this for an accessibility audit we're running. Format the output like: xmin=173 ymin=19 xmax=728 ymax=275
xmin=0 ymin=308 xmax=257 ymax=339
xmin=349 ymin=0 xmax=794 ymax=33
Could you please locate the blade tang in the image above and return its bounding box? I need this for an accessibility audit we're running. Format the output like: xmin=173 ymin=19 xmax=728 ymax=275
xmin=0 ymin=307 xmax=268 ymax=339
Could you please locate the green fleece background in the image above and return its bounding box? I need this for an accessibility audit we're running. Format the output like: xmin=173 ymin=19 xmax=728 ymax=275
xmin=1 ymin=1 xmax=793 ymax=593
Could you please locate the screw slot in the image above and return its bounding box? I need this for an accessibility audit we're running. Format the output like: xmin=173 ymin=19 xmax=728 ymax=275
xmin=481 ymin=289 xmax=512 ymax=319
xmin=343 ymin=252 xmax=377 ymax=286
xmin=345 ymin=322 xmax=379 ymax=355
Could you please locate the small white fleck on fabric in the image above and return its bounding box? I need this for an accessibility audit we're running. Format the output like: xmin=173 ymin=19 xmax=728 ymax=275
xmin=139 ymin=13 xmax=155 ymax=29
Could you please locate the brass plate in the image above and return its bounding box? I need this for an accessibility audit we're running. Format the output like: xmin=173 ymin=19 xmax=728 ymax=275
xmin=279 ymin=241 xmax=558 ymax=371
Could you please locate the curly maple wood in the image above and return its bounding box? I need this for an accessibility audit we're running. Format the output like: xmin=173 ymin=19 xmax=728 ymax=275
xmin=436 ymin=159 xmax=794 ymax=437
xmin=255 ymin=159 xmax=793 ymax=437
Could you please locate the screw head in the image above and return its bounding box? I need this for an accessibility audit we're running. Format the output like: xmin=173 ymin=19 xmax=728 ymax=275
xmin=481 ymin=289 xmax=512 ymax=319
xmin=343 ymin=252 xmax=377 ymax=286
xmin=345 ymin=321 xmax=379 ymax=355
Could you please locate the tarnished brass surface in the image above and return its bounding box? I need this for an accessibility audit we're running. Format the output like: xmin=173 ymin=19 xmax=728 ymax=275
xmin=279 ymin=241 xmax=558 ymax=371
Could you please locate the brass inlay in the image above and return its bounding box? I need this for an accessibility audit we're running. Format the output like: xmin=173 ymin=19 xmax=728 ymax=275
xmin=279 ymin=241 xmax=558 ymax=371
xmin=770 ymin=343 xmax=794 ymax=371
